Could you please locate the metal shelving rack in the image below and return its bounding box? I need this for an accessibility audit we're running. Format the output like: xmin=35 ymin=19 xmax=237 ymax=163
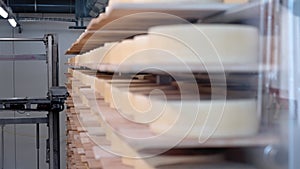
xmin=0 ymin=34 xmax=68 ymax=169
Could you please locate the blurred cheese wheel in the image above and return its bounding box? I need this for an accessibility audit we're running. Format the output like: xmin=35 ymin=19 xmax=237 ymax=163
xmin=147 ymin=24 xmax=258 ymax=65
xmin=131 ymin=93 xmax=259 ymax=138
xmin=107 ymin=39 xmax=136 ymax=64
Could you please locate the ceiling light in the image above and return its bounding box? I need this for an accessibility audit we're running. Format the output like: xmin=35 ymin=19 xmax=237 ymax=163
xmin=0 ymin=6 xmax=8 ymax=18
xmin=8 ymin=18 xmax=17 ymax=27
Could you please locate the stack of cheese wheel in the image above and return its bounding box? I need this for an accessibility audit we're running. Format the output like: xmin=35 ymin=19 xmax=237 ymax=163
xmin=67 ymin=69 xmax=259 ymax=169
xmin=102 ymin=24 xmax=258 ymax=67
xmin=75 ymin=24 xmax=259 ymax=69
xmin=88 ymin=42 xmax=118 ymax=66
xmin=104 ymin=79 xmax=156 ymax=108
xmin=107 ymin=77 xmax=259 ymax=138
xmin=110 ymin=83 xmax=178 ymax=121
xmin=67 ymin=57 xmax=75 ymax=65
xmin=148 ymin=24 xmax=258 ymax=65
xmin=104 ymin=39 xmax=136 ymax=65
xmin=73 ymin=42 xmax=117 ymax=67
xmin=130 ymin=92 xmax=258 ymax=138
xmin=88 ymin=44 xmax=113 ymax=66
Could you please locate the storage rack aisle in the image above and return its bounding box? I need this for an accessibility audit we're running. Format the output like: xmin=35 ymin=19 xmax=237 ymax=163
xmin=65 ymin=0 xmax=280 ymax=169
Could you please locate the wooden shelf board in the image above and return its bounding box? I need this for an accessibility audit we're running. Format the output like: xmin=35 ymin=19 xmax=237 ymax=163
xmin=67 ymin=90 xmax=134 ymax=169
xmin=66 ymin=3 xmax=237 ymax=54
xmin=76 ymin=62 xmax=263 ymax=73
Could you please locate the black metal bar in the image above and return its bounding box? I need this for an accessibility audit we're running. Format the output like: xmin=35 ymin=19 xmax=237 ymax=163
xmin=0 ymin=118 xmax=48 ymax=125
xmin=47 ymin=34 xmax=61 ymax=169
xmin=0 ymin=98 xmax=49 ymax=103
xmin=19 ymin=17 xmax=77 ymax=23
xmin=52 ymin=34 xmax=59 ymax=87
xmin=47 ymin=35 xmax=53 ymax=89
xmin=1 ymin=125 xmax=4 ymax=169
xmin=9 ymin=4 xmax=75 ymax=8
xmin=48 ymin=111 xmax=60 ymax=169
xmin=0 ymin=98 xmax=51 ymax=111
xmin=36 ymin=123 xmax=40 ymax=169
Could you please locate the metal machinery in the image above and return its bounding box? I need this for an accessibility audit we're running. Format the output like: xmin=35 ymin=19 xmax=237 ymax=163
xmin=0 ymin=34 xmax=67 ymax=169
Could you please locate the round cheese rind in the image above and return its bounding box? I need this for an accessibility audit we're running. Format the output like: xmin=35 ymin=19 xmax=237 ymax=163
xmin=130 ymin=93 xmax=259 ymax=138
xmin=147 ymin=24 xmax=258 ymax=65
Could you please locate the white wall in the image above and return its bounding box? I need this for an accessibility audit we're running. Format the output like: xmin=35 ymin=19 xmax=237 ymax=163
xmin=0 ymin=19 xmax=82 ymax=169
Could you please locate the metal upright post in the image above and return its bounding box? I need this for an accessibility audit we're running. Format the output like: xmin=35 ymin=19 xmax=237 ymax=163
xmin=47 ymin=35 xmax=53 ymax=89
xmin=46 ymin=34 xmax=61 ymax=169
xmin=48 ymin=110 xmax=60 ymax=169
xmin=51 ymin=34 xmax=59 ymax=87
xmin=36 ymin=123 xmax=40 ymax=169
xmin=1 ymin=125 xmax=4 ymax=169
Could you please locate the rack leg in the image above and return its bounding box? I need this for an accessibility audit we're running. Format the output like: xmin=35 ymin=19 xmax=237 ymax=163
xmin=48 ymin=111 xmax=60 ymax=169
xmin=1 ymin=125 xmax=4 ymax=169
xmin=36 ymin=123 xmax=40 ymax=169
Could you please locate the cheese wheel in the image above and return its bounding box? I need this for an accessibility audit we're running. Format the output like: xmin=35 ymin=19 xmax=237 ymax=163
xmin=130 ymin=93 xmax=259 ymax=138
xmin=111 ymin=85 xmax=176 ymax=121
xmin=104 ymin=35 xmax=146 ymax=65
xmin=101 ymin=42 xmax=119 ymax=64
xmin=106 ymin=25 xmax=258 ymax=67
xmin=74 ymin=42 xmax=116 ymax=67
xmin=101 ymin=78 xmax=153 ymax=104
xmin=145 ymin=24 xmax=258 ymax=65
xmin=104 ymin=39 xmax=136 ymax=65
xmin=68 ymin=57 xmax=75 ymax=65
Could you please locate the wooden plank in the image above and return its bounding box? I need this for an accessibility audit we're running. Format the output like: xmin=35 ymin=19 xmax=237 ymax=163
xmin=75 ymin=62 xmax=263 ymax=73
xmin=66 ymin=79 xmax=135 ymax=169
xmin=66 ymin=3 xmax=237 ymax=54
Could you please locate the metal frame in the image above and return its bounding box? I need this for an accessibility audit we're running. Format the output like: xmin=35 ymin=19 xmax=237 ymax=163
xmin=0 ymin=34 xmax=65 ymax=169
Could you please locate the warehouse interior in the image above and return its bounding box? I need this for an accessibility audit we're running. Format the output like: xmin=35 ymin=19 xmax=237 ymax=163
xmin=0 ymin=0 xmax=299 ymax=169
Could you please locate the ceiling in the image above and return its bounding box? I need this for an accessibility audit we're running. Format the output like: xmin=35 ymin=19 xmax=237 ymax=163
xmin=5 ymin=0 xmax=108 ymax=17
xmin=7 ymin=0 xmax=75 ymax=13
xmin=1 ymin=0 xmax=108 ymax=30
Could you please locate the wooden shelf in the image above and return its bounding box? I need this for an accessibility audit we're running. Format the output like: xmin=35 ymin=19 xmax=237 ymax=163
xmin=66 ymin=3 xmax=236 ymax=54
xmin=66 ymin=87 xmax=134 ymax=169
xmin=74 ymin=62 xmax=264 ymax=73
xmin=105 ymin=3 xmax=235 ymax=21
